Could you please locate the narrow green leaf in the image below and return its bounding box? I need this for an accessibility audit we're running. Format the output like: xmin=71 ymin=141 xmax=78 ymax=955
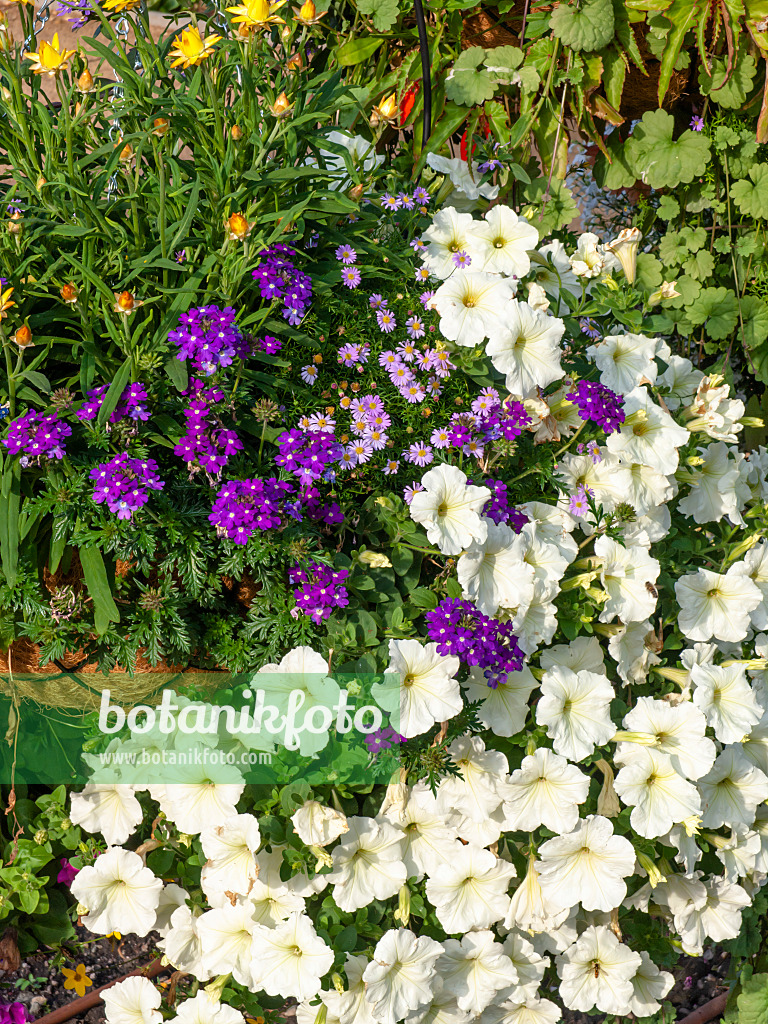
xmin=97 ymin=356 xmax=133 ymax=427
xmin=79 ymin=545 xmax=120 ymax=635
xmin=0 ymin=463 xmax=21 ymax=589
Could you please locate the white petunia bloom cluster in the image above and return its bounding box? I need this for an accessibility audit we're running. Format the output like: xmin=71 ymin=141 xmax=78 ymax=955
xmin=69 ymin=208 xmax=768 ymax=1024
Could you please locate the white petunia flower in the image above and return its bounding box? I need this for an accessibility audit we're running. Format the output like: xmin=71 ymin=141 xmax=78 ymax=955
xmin=556 ymin=452 xmax=633 ymax=522
xmin=502 ymin=748 xmax=589 ymax=834
xmin=569 ymin=233 xmax=608 ymax=279
xmin=500 ymin=931 xmax=550 ymax=1003
xmin=615 ymin=697 xmax=715 ymax=780
xmin=594 ymin=535 xmax=660 ymax=623
xmin=363 ymin=929 xmax=444 ymax=1024
xmin=657 ymin=355 xmax=704 ymax=411
xmin=556 ymin=926 xmax=641 ymax=1013
xmin=474 ymin=205 xmax=538 ymax=277
xmin=69 ymin=784 xmax=143 ymax=847
xmin=437 ymin=931 xmax=517 ymax=1013
xmin=248 ymin=848 xmax=307 ymax=924
xmin=673 ymin=876 xmax=751 ymax=955
xmin=421 ymin=208 xmax=484 ymax=280
xmin=462 ymin=664 xmax=538 ymax=738
xmin=504 ymin=857 xmax=570 ymax=934
xmin=427 ymin=155 xmax=500 ymax=204
xmin=153 ymin=883 xmax=190 ymax=939
xmin=586 ymin=333 xmax=659 ymax=395
xmin=434 ymin=272 xmax=516 ymax=347
xmin=675 ymin=565 xmax=762 ymax=643
xmin=159 ymin=904 xmax=210 ymax=980
xmin=607 ymin=620 xmax=662 ymax=685
xmin=436 ymin=735 xmax=509 ymax=821
xmin=685 ymin=374 xmax=745 ymax=443
xmin=375 ymin=638 xmax=461 ymax=739
xmin=698 ymin=748 xmax=768 ymax=827
xmin=425 ymin=843 xmax=516 ymax=932
xmin=517 ymin=501 xmax=578 ymax=560
xmin=713 ymin=824 xmax=762 ymax=883
xmin=485 ymin=301 xmax=565 ymax=397
xmin=409 ymin=465 xmax=490 ymax=556
xmin=732 ymin=540 xmax=768 ymax=630
xmin=614 ymin=747 xmax=701 ymax=838
xmin=168 ymin=992 xmax=244 ymax=1024
xmin=512 ymin=579 xmax=559 ymax=655
xmin=200 ymin=813 xmax=260 ymax=897
xmin=605 ymin=386 xmax=689 ymax=475
xmin=408 ymin=977 xmax=472 ymax=1024
xmin=198 ymin=902 xmax=258 ymax=988
xmin=537 ymin=666 xmax=616 ymax=761
xmin=457 ymin=519 xmax=535 ymax=616
xmin=291 ymin=800 xmax=349 ymax=847
xmin=518 ymin=522 xmax=571 ymax=588
xmin=103 ymin=977 xmax=162 ymax=1024
xmin=626 ymin=952 xmax=674 ymax=1017
xmin=678 ymin=442 xmax=748 ymax=526
xmin=71 ymin=847 xmax=162 ymax=938
xmin=339 ymin=954 xmax=379 ymax=1024
xmin=381 ymin=784 xmax=462 ymax=881
xmin=691 ymin=662 xmax=763 ymax=743
xmin=536 ymin=816 xmax=635 ymax=913
xmin=328 ymin=816 xmax=406 ymax=912
xmin=256 ymin=645 xmax=340 ymax=756
xmin=526 ymin=282 xmax=550 ymax=312
xmin=540 ymin=636 xmax=605 ymax=675
xmin=250 ymin=913 xmax=334 ymax=1000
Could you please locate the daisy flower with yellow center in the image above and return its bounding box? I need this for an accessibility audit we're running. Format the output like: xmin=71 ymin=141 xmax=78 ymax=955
xmin=168 ymin=26 xmax=222 ymax=69
xmin=226 ymin=0 xmax=287 ymax=31
xmin=24 ymin=34 xmax=77 ymax=76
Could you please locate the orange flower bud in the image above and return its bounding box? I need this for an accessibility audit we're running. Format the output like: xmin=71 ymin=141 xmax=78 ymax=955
xmin=269 ymin=91 xmax=293 ymax=117
xmin=285 ymin=52 xmax=303 ymax=71
xmin=119 ymin=143 xmax=133 ymax=163
xmin=231 ymin=124 xmax=244 ymax=141
xmin=226 ymin=212 xmax=251 ymax=241
xmin=60 ymin=282 xmax=78 ymax=304
xmin=152 ymin=117 xmax=170 ymax=137
xmin=115 ymin=291 xmax=135 ymax=312
xmin=14 ymin=325 xmax=33 ymax=349
xmin=8 ymin=211 xmax=22 ymax=235
xmin=77 ymin=66 xmax=94 ymax=92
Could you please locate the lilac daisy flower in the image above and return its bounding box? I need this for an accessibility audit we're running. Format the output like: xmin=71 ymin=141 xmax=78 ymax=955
xmin=579 ymin=317 xmax=602 ymax=340
xmin=307 ymin=412 xmax=336 ymax=433
xmin=398 ymin=192 xmax=415 ymax=210
xmin=369 ymin=293 xmax=387 ymax=309
xmin=568 ymin=484 xmax=593 ymax=517
xmin=341 ymin=266 xmax=362 ymax=289
xmin=346 ymin=438 xmax=374 ymax=464
xmin=403 ymin=482 xmax=425 ymax=504
xmin=413 ymin=187 xmax=430 ymax=204
xmin=397 ymin=340 xmax=418 ymax=362
xmin=383 ymin=459 xmax=400 ymax=475
xmin=379 ymin=350 xmax=401 ymax=369
xmin=381 ymin=194 xmax=402 ymax=211
xmin=406 ymin=315 xmax=426 ymax=339
xmin=426 ymin=377 xmax=442 ymax=398
xmin=419 ymin=289 xmax=436 ymax=308
xmin=335 ymin=245 xmax=357 ymax=264
xmin=410 ymin=237 xmax=427 ymax=252
xmin=301 ymin=365 xmax=319 ymax=385
xmin=414 ymin=266 xmax=431 ymax=283
xmin=452 ymin=250 xmax=472 ymax=269
xmin=690 ymin=115 xmax=705 ymax=131
xmin=389 ymin=364 xmax=415 ymax=386
xmin=376 ymin=309 xmax=397 ymax=333
xmin=364 ymin=428 xmax=388 ymax=450
xmin=405 ymin=442 xmax=433 ymax=466
xmin=430 ymin=427 xmax=451 ymax=448
xmin=401 ymin=383 xmax=426 ymax=404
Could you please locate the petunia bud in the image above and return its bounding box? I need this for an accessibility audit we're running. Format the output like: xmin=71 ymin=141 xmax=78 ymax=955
xmin=607 ymin=226 xmax=642 ymax=285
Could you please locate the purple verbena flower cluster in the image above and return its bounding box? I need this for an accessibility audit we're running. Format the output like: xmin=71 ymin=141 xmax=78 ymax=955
xmin=289 ymin=561 xmax=350 ymax=623
xmin=252 ymin=244 xmax=313 ymax=326
xmin=169 ymin=305 xmax=250 ymax=376
xmin=174 ymin=379 xmax=243 ymax=477
xmin=364 ymin=725 xmax=407 ymax=754
xmin=77 ymin=382 xmax=149 ymax=425
xmin=274 ymin=428 xmax=343 ymax=485
xmin=425 ymin=597 xmax=525 ymax=687
xmin=436 ymin=392 xmax=530 ymax=461
xmin=209 ymin=477 xmax=296 ymax=543
xmin=89 ymin=454 xmax=164 ymax=520
xmin=469 ymin=478 xmax=528 ymax=531
xmin=567 ymin=380 xmax=625 ymax=434
xmin=3 ymin=410 xmax=71 ymax=466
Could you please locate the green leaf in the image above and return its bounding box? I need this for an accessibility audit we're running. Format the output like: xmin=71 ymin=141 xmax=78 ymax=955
xmin=734 ymin=972 xmax=768 ymax=1024
xmin=164 ymin=354 xmax=189 ymax=392
xmin=655 ymin=0 xmax=699 ymax=103
xmin=79 ymin=546 xmax=120 ymax=635
xmin=635 ymin=253 xmax=663 ymax=290
xmin=390 ymin=545 xmax=414 ymax=576
xmin=686 ymin=286 xmax=740 ymax=339
xmin=682 ymin=249 xmax=715 ymax=280
xmin=0 ymin=463 xmax=21 ymax=590
xmin=593 ymin=132 xmax=637 ymax=190
xmin=97 ymin=356 xmax=132 ymax=427
xmin=550 ymin=0 xmax=615 ymax=51
xmin=446 ymin=48 xmax=496 ymax=105
xmin=657 ymin=195 xmax=680 ymax=220
xmin=409 ymin=587 xmax=438 ymax=610
xmin=521 ymin=177 xmax=580 ymax=234
xmin=741 ymin=295 xmax=768 ymax=349
xmin=335 ymin=35 xmax=385 ymax=66
xmin=20 ymin=370 xmax=51 ymax=394
xmin=699 ymin=43 xmax=758 ymax=107
xmin=625 ymin=108 xmax=711 ymax=189
xmin=357 ymin=0 xmax=399 ymax=30
xmin=731 ymin=164 xmax=768 ymax=219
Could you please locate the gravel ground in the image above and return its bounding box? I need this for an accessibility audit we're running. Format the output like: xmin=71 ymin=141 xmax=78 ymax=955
xmin=0 ymin=931 xmax=732 ymax=1024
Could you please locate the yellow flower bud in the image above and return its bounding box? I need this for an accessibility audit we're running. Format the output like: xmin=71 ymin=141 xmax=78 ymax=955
xmin=230 ymin=124 xmax=244 ymax=141
xmin=226 ymin=212 xmax=251 ymax=241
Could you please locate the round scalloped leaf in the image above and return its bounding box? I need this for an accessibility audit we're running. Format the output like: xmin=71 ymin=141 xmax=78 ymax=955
xmin=550 ymin=0 xmax=615 ymax=51
xmin=445 ymin=47 xmax=497 ymax=106
xmin=682 ymin=249 xmax=715 ymax=281
xmin=740 ymin=295 xmax=768 ymax=350
xmin=699 ymin=46 xmax=757 ymax=108
xmin=625 ymin=109 xmax=711 ymax=190
xmin=593 ymin=133 xmax=637 ymax=190
xmin=521 ymin=177 xmax=580 ymax=234
xmin=731 ymin=164 xmax=768 ymax=219
xmin=686 ymin=286 xmax=739 ymax=340
xmin=635 ymin=253 xmax=663 ymax=290
xmin=666 ymin=274 xmax=701 ymax=309
xmin=357 ymin=0 xmax=400 ymax=31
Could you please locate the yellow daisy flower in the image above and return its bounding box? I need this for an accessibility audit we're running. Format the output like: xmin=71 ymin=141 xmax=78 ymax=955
xmin=24 ymin=33 xmax=77 ymax=76
xmin=102 ymin=0 xmax=142 ymax=11
xmin=168 ymin=26 xmax=222 ymax=69
xmin=0 ymin=286 xmax=15 ymax=319
xmin=226 ymin=0 xmax=287 ymax=32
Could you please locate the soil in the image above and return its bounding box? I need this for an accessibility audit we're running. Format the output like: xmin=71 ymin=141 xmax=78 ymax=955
xmin=0 ymin=929 xmax=733 ymax=1024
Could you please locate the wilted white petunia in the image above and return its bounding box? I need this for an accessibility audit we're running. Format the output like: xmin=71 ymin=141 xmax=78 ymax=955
xmin=328 ymin=816 xmax=406 ymax=912
xmin=437 ymin=930 xmax=517 ymax=1013
xmin=605 ymin=386 xmax=690 ymax=475
xmin=615 ymin=697 xmax=716 ymax=780
xmin=436 ymin=735 xmax=509 ymax=821
xmin=614 ymin=748 xmax=701 ymax=838
xmin=457 ymin=519 xmax=535 ymax=616
xmin=71 ymin=847 xmax=162 ymax=937
xmin=595 ymin=535 xmax=660 ymax=623
xmin=462 ymin=664 xmax=538 ymax=738
xmin=556 ymin=926 xmax=641 ymax=1013
xmin=569 ymin=233 xmax=608 ymax=279
xmin=103 ymin=977 xmax=162 ymax=1024
xmin=363 ymin=928 xmax=444 ymax=1024
xmin=536 ymin=816 xmax=635 ymax=913
xmin=586 ymin=333 xmax=659 ymax=395
xmin=434 ymin=272 xmax=516 ymax=348
xmin=474 ymin=205 xmax=539 ymax=277
xmin=250 ymin=913 xmax=333 ymax=1000
xmin=675 ymin=565 xmax=762 ymax=643
xmin=168 ymin=991 xmax=244 ymax=1024
xmin=485 ymin=301 xmax=565 ymax=397
xmin=291 ymin=800 xmax=348 ymax=848
xmin=409 ymin=464 xmax=490 ymax=556
xmin=502 ymin=748 xmax=589 ymax=834
xmin=69 ymin=784 xmax=143 ymax=847
xmin=425 ymin=843 xmax=516 ymax=932
xmin=376 ymin=638 xmax=461 ymax=738
xmin=698 ymin=748 xmax=768 ymax=828
xmin=200 ymin=813 xmax=260 ymax=896
xmin=691 ymin=662 xmax=763 ymax=743
xmin=198 ymin=901 xmax=258 ymax=988
xmin=421 ymin=208 xmax=483 ymax=279
xmin=626 ymin=951 xmax=674 ymax=1017
xmin=536 ymin=666 xmax=616 ymax=761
